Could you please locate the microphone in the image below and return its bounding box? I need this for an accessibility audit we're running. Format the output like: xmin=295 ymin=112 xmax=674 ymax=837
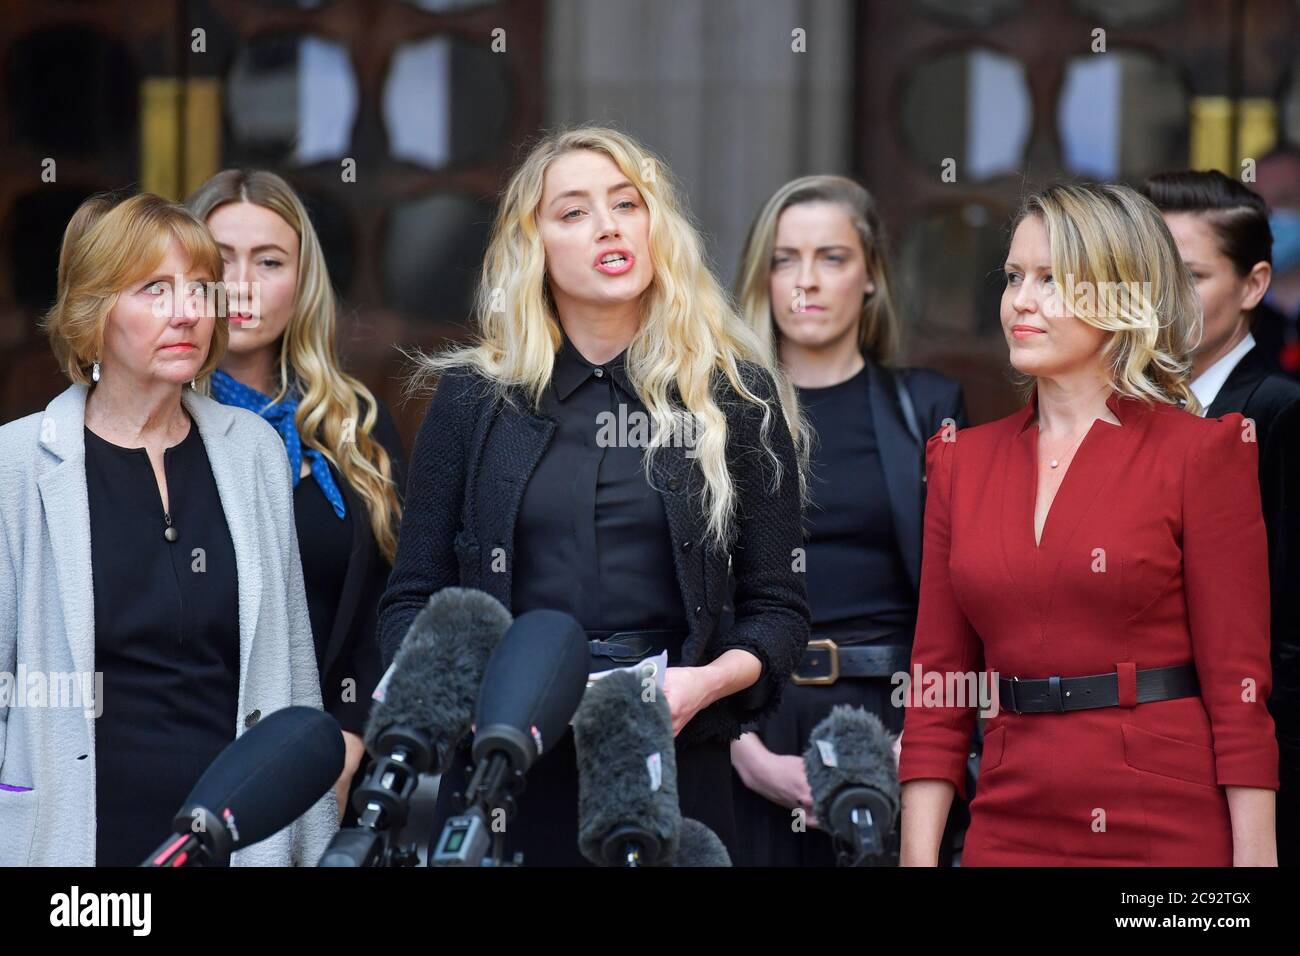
xmin=575 ymin=666 xmax=681 ymax=867
xmin=319 ymin=587 xmax=512 ymax=867
xmin=144 ymin=707 xmax=343 ymax=867
xmin=803 ymin=705 xmax=900 ymax=867
xmin=672 ymin=818 xmax=732 ymax=867
xmin=431 ymin=609 xmax=590 ymax=866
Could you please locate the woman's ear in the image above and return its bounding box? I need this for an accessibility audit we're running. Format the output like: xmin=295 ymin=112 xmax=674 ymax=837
xmin=1240 ymin=260 xmax=1272 ymax=313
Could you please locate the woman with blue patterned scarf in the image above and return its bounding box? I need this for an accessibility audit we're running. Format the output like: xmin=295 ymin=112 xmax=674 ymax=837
xmin=188 ymin=170 xmax=407 ymax=822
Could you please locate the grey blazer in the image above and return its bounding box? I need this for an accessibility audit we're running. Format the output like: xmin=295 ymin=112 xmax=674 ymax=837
xmin=0 ymin=383 xmax=338 ymax=866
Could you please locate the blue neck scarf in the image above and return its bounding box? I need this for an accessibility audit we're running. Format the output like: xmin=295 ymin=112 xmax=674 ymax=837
xmin=210 ymin=369 xmax=347 ymax=519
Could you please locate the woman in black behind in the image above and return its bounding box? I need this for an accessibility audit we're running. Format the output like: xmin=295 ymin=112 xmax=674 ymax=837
xmin=731 ymin=175 xmax=970 ymax=866
xmin=188 ymin=170 xmax=407 ymax=820
xmin=1145 ymin=169 xmax=1300 ymax=866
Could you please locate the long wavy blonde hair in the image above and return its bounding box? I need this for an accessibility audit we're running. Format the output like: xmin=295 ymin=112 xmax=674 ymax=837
xmin=188 ymin=170 xmax=402 ymax=563
xmin=1011 ymin=183 xmax=1203 ymax=414
xmin=408 ymin=125 xmax=799 ymax=548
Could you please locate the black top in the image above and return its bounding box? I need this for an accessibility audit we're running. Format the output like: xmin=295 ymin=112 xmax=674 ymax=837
xmin=377 ymin=355 xmax=810 ymax=747
xmin=84 ymin=420 xmax=240 ymax=867
xmin=512 ymin=333 xmax=687 ymax=654
xmin=281 ymin=400 xmax=407 ymax=829
xmin=796 ymin=366 xmax=916 ymax=635
xmin=292 ymin=461 xmax=359 ymax=729
xmin=209 ymin=392 xmax=406 ymax=743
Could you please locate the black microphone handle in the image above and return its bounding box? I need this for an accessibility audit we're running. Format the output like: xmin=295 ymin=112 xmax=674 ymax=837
xmin=352 ymin=738 xmax=428 ymax=829
xmin=430 ymin=751 xmax=516 ymax=867
xmin=317 ymin=829 xmax=387 ymax=868
xmin=142 ymin=833 xmax=203 ymax=869
xmin=316 ymin=727 xmax=432 ymax=867
xmin=605 ymin=825 xmax=662 ymax=867
xmin=617 ymin=842 xmax=645 ymax=867
xmin=461 ymin=749 xmax=516 ymax=820
xmin=828 ymin=786 xmax=895 ymax=866
xmin=142 ymin=806 xmax=232 ymax=868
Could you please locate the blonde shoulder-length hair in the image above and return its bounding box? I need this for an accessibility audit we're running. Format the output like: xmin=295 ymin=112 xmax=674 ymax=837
xmin=187 ymin=170 xmax=402 ymax=563
xmin=408 ymin=125 xmax=800 ymax=549
xmin=734 ymin=174 xmax=901 ymax=465
xmin=1011 ymin=182 xmax=1202 ymax=414
xmin=43 ymin=192 xmax=228 ymax=386
xmin=735 ymin=174 xmax=901 ymax=363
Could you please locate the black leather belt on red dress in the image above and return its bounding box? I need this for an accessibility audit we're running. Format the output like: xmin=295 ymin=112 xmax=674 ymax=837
xmin=998 ymin=663 xmax=1199 ymax=714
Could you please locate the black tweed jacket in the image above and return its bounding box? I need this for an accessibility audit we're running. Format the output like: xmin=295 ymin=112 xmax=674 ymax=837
xmin=376 ymin=362 xmax=811 ymax=746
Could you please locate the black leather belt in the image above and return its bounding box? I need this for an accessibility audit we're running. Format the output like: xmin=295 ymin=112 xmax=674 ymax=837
xmin=998 ymin=663 xmax=1199 ymax=714
xmin=792 ymin=639 xmax=912 ymax=686
xmin=586 ymin=629 xmax=684 ymax=664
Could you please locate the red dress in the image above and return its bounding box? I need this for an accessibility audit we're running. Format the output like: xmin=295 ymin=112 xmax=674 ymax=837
xmin=898 ymin=387 xmax=1279 ymax=865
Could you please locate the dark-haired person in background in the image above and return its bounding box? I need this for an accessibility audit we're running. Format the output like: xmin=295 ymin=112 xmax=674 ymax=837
xmin=1145 ymin=169 xmax=1300 ymax=865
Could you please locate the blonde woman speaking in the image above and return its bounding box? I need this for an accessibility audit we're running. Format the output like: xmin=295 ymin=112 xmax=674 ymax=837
xmin=378 ymin=126 xmax=811 ymax=866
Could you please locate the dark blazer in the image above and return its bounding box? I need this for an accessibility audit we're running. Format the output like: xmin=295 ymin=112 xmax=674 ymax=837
xmin=318 ymin=399 xmax=408 ymax=732
xmin=866 ymin=360 xmax=970 ymax=595
xmin=1206 ymin=346 xmax=1300 ymax=752
xmin=376 ymin=362 xmax=811 ymax=747
xmin=1251 ymin=299 xmax=1300 ymax=384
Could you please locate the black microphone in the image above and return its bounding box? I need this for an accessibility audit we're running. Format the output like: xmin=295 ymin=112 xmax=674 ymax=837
xmin=575 ymin=667 xmax=681 ymax=867
xmin=319 ymin=587 xmax=512 ymax=867
xmin=144 ymin=707 xmax=343 ymax=867
xmin=672 ymin=818 xmax=732 ymax=867
xmin=431 ymin=609 xmax=590 ymax=866
xmin=803 ymin=705 xmax=900 ymax=867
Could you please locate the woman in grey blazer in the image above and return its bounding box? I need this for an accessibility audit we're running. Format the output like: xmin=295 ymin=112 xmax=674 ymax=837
xmin=0 ymin=192 xmax=337 ymax=866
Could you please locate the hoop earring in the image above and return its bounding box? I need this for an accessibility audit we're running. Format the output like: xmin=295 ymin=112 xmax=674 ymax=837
xmin=91 ymin=361 xmax=101 ymax=383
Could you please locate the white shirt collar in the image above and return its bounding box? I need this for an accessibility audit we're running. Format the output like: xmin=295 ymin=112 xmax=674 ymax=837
xmin=1190 ymin=331 xmax=1256 ymax=411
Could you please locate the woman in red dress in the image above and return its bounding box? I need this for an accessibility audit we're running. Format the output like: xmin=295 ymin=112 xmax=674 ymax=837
xmin=898 ymin=183 xmax=1279 ymax=866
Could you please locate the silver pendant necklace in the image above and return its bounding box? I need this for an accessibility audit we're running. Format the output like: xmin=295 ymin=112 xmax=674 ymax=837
xmin=163 ymin=511 xmax=178 ymax=542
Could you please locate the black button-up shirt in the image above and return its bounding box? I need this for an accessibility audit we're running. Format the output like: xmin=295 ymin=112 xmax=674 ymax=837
xmin=511 ymin=332 xmax=687 ymax=641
